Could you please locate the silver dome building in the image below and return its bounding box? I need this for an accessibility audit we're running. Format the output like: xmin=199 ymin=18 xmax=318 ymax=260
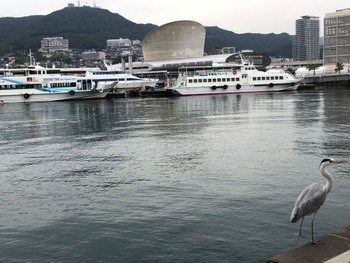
xmin=142 ymin=20 xmax=206 ymax=62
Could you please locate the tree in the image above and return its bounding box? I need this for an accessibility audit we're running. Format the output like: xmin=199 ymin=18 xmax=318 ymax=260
xmin=286 ymin=67 xmax=295 ymax=75
xmin=335 ymin=62 xmax=344 ymax=73
xmin=306 ymin=64 xmax=319 ymax=76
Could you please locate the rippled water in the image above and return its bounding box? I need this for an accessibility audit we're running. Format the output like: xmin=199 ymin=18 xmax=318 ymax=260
xmin=1 ymin=88 xmax=350 ymax=262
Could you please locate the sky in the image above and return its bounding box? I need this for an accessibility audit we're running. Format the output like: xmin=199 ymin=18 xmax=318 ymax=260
xmin=0 ymin=0 xmax=349 ymax=36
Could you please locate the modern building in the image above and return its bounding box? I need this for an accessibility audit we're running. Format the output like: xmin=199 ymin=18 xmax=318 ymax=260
xmin=142 ymin=20 xmax=205 ymax=61
xmin=324 ymin=8 xmax=350 ymax=65
xmin=111 ymin=21 xmax=267 ymax=79
xmin=292 ymin=16 xmax=320 ymax=61
xmin=40 ymin=37 xmax=69 ymax=52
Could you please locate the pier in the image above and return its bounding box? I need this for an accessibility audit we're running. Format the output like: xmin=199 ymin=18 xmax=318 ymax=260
xmin=300 ymin=73 xmax=350 ymax=87
xmin=267 ymin=225 xmax=350 ymax=263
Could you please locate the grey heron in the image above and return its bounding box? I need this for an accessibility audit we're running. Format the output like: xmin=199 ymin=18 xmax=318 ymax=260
xmin=290 ymin=158 xmax=348 ymax=244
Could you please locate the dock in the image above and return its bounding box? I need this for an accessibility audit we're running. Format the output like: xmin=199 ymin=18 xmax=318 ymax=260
xmin=267 ymin=225 xmax=350 ymax=263
xmin=301 ymin=73 xmax=350 ymax=87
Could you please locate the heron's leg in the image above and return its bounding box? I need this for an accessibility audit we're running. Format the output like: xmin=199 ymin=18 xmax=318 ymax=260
xmin=298 ymin=217 xmax=304 ymax=237
xmin=311 ymin=212 xmax=317 ymax=244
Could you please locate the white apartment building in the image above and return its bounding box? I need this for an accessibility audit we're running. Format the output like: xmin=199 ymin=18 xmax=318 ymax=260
xmin=40 ymin=37 xmax=69 ymax=52
xmin=106 ymin=38 xmax=132 ymax=48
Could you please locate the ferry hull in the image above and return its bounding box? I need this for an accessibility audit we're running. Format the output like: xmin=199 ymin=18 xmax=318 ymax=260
xmin=170 ymin=83 xmax=300 ymax=96
xmin=0 ymin=90 xmax=109 ymax=104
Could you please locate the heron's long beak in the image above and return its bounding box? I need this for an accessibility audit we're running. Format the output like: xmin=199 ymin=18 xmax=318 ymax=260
xmin=333 ymin=159 xmax=350 ymax=164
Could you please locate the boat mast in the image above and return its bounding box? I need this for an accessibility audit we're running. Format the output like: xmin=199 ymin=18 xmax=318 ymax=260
xmin=28 ymin=49 xmax=35 ymax=66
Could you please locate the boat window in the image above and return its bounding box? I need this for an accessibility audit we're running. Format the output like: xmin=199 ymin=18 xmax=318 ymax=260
xmin=189 ymin=79 xmax=193 ymax=83
xmin=194 ymin=79 xmax=198 ymax=83
xmin=217 ymin=78 xmax=221 ymax=82
xmin=231 ymin=78 xmax=235 ymax=82
xmin=279 ymin=76 xmax=284 ymax=80
xmin=262 ymin=77 xmax=265 ymax=80
xmin=253 ymin=77 xmax=256 ymax=81
xmin=213 ymin=79 xmax=217 ymax=82
xmin=203 ymin=79 xmax=207 ymax=83
xmin=271 ymin=77 xmax=274 ymax=80
xmin=236 ymin=78 xmax=239 ymax=81
xmin=199 ymin=79 xmax=202 ymax=83
xmin=208 ymin=79 xmax=212 ymax=83
xmin=257 ymin=77 xmax=261 ymax=80
xmin=266 ymin=77 xmax=270 ymax=80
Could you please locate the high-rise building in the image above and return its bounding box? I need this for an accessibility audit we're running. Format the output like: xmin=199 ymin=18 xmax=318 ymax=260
xmin=292 ymin=16 xmax=320 ymax=61
xmin=324 ymin=8 xmax=350 ymax=65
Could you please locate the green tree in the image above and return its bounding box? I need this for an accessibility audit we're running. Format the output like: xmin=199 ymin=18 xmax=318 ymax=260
xmin=306 ymin=64 xmax=319 ymax=76
xmin=335 ymin=62 xmax=344 ymax=73
xmin=286 ymin=67 xmax=295 ymax=75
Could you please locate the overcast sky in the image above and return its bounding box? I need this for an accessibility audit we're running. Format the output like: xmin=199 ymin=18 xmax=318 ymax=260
xmin=0 ymin=0 xmax=349 ymax=35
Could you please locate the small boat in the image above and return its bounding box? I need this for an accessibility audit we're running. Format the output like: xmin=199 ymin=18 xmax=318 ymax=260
xmin=168 ymin=57 xmax=301 ymax=96
xmin=0 ymin=65 xmax=112 ymax=104
xmin=85 ymin=69 xmax=158 ymax=93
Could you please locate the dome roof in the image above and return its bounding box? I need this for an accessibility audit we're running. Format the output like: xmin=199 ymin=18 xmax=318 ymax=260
xmin=142 ymin=20 xmax=206 ymax=61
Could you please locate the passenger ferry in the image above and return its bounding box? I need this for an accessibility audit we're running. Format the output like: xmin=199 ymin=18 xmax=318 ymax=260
xmin=169 ymin=60 xmax=301 ymax=96
xmin=0 ymin=65 xmax=112 ymax=104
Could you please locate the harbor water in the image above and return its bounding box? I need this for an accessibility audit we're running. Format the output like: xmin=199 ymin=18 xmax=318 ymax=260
xmin=1 ymin=87 xmax=350 ymax=262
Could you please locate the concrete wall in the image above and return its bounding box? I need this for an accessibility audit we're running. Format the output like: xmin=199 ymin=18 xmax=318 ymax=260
xmin=142 ymin=20 xmax=205 ymax=62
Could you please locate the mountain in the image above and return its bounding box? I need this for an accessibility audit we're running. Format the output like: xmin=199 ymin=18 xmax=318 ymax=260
xmin=0 ymin=6 xmax=292 ymax=57
xmin=205 ymin=27 xmax=292 ymax=57
xmin=0 ymin=6 xmax=156 ymax=55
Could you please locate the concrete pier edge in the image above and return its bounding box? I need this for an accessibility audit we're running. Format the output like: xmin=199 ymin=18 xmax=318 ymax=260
xmin=266 ymin=225 xmax=350 ymax=263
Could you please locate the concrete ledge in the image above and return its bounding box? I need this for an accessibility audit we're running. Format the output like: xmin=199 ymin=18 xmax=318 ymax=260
xmin=267 ymin=225 xmax=350 ymax=263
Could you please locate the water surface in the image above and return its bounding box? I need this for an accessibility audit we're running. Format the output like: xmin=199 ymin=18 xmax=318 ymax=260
xmin=1 ymin=88 xmax=350 ymax=262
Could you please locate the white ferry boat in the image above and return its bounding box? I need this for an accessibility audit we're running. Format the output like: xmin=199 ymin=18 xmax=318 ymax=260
xmin=85 ymin=69 xmax=158 ymax=92
xmin=169 ymin=60 xmax=301 ymax=96
xmin=0 ymin=65 xmax=112 ymax=104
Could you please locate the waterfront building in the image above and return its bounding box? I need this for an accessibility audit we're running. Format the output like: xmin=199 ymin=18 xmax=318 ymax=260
xmin=40 ymin=37 xmax=69 ymax=53
xmin=292 ymin=16 xmax=320 ymax=61
xmin=324 ymin=8 xmax=350 ymax=65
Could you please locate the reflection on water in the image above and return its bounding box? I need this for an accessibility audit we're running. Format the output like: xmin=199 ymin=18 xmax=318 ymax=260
xmin=1 ymin=88 xmax=350 ymax=262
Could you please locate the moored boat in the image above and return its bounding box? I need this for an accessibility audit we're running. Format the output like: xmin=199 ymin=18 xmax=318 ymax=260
xmin=0 ymin=66 xmax=112 ymax=104
xmin=168 ymin=59 xmax=301 ymax=96
xmin=85 ymin=69 xmax=158 ymax=93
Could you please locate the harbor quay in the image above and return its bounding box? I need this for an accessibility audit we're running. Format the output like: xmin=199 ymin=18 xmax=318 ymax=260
xmin=267 ymin=225 xmax=350 ymax=263
xmin=301 ymin=73 xmax=350 ymax=86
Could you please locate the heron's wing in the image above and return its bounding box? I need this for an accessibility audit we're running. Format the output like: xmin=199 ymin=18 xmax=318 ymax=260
xmin=291 ymin=183 xmax=327 ymax=222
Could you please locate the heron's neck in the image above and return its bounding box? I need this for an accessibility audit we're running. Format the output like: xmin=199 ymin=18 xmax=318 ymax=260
xmin=321 ymin=166 xmax=333 ymax=193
